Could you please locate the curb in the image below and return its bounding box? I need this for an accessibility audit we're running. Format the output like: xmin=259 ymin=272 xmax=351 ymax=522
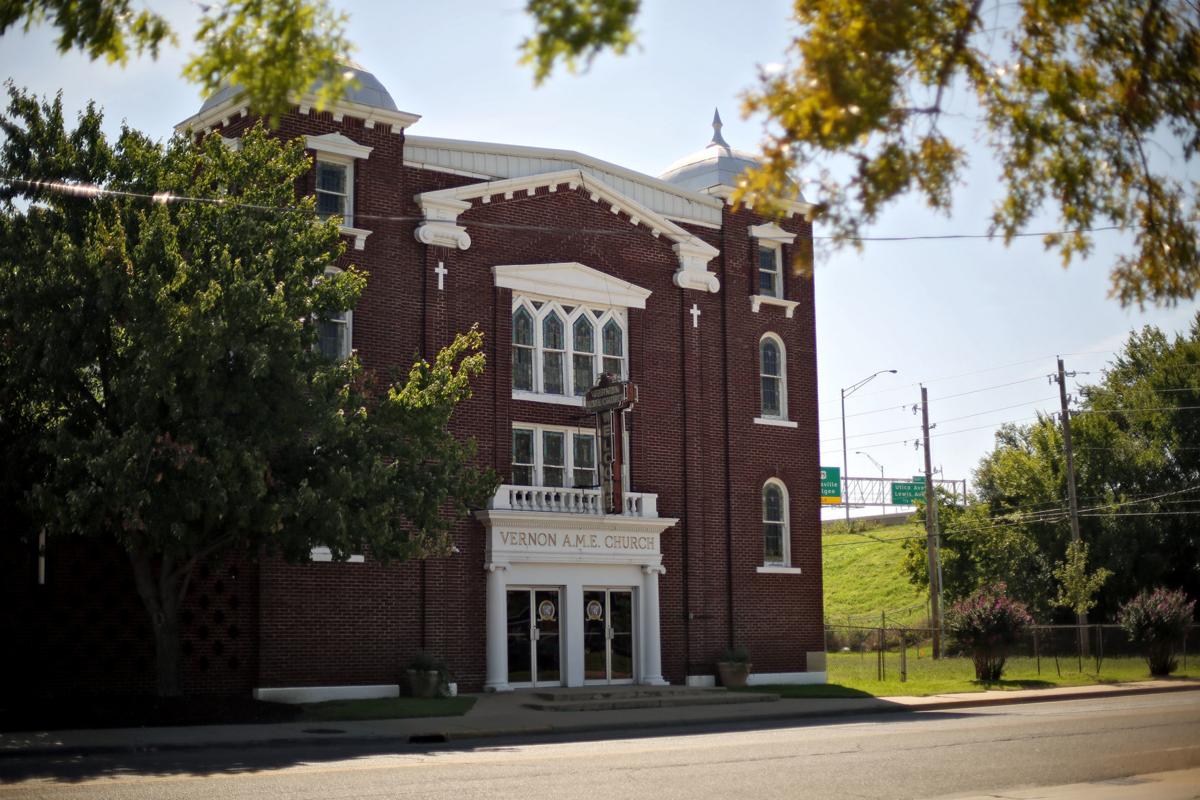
xmin=4 ymin=682 xmax=1198 ymax=760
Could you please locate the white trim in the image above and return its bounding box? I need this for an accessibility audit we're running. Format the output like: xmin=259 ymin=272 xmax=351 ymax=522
xmin=306 ymin=132 xmax=373 ymax=161
xmin=513 ymin=390 xmax=584 ymax=407
xmin=309 ymin=546 xmax=364 ymax=563
xmin=253 ymin=684 xmax=398 ymax=704
xmin=753 ymin=417 xmax=798 ymax=428
xmin=749 ymin=222 xmax=797 ymax=244
xmin=315 ymin=156 xmax=354 ymax=227
xmin=415 ymin=170 xmax=721 ymax=292
xmin=705 ymin=184 xmax=817 ymax=220
xmin=686 ymin=674 xmax=716 ymax=687
xmin=494 ymin=263 xmax=651 ymax=309
xmin=756 ymin=565 xmax=803 ymax=575
xmin=745 ymin=671 xmax=827 ymax=686
xmin=750 ymin=295 xmax=800 ymax=318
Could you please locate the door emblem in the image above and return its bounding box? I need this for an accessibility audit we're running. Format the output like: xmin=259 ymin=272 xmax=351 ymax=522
xmin=538 ymin=599 xmax=557 ymax=621
xmin=586 ymin=599 xmax=604 ymax=621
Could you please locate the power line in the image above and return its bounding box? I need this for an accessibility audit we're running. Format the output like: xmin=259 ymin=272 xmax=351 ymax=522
xmin=0 ymin=174 xmax=1155 ymax=242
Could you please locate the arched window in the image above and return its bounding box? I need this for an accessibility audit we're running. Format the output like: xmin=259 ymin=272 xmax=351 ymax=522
xmin=602 ymin=319 xmax=624 ymax=378
xmin=512 ymin=306 xmax=534 ymax=391
xmin=573 ymin=316 xmax=595 ymax=396
xmin=762 ymin=480 xmax=790 ymax=566
xmin=760 ymin=334 xmax=786 ymax=419
xmin=542 ymin=311 xmax=566 ymax=394
xmin=317 ymin=268 xmax=352 ymax=361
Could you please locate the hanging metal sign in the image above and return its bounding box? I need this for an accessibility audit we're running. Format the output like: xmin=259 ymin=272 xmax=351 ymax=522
xmin=587 ymin=373 xmax=637 ymax=514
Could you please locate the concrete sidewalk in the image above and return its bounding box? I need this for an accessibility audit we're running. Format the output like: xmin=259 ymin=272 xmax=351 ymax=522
xmin=3 ymin=680 xmax=1198 ymax=759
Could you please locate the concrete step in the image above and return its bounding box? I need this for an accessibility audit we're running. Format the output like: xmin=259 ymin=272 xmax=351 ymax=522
xmin=524 ymin=688 xmax=780 ymax=712
xmin=530 ymin=686 xmax=724 ymax=702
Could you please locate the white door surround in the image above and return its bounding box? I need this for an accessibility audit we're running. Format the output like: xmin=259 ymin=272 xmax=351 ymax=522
xmin=476 ymin=509 xmax=676 ymax=692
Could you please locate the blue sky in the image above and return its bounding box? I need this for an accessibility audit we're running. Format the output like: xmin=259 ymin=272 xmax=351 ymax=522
xmin=2 ymin=0 xmax=1195 ymax=515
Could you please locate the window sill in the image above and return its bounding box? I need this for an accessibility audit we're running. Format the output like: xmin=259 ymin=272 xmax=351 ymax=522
xmin=756 ymin=565 xmax=803 ymax=575
xmin=310 ymin=547 xmax=364 ymax=563
xmin=750 ymin=294 xmax=800 ymax=319
xmin=513 ymin=390 xmax=585 ymax=407
xmin=340 ymin=225 xmax=371 ymax=251
xmin=754 ymin=416 xmax=798 ymax=429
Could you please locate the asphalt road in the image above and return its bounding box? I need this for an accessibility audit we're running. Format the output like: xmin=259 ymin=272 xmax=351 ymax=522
xmin=3 ymin=692 xmax=1199 ymax=799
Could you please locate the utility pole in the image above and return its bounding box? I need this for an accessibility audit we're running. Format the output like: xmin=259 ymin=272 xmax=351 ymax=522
xmin=1055 ymin=357 xmax=1089 ymax=653
xmin=920 ymin=385 xmax=942 ymax=658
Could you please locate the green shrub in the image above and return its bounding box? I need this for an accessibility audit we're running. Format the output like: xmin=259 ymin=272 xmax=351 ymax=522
xmin=947 ymin=584 xmax=1032 ymax=682
xmin=1117 ymin=588 xmax=1196 ymax=676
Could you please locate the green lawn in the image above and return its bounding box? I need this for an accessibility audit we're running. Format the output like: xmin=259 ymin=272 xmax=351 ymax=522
xmin=822 ymin=523 xmax=927 ymax=625
xmin=298 ymin=696 xmax=476 ymax=722
xmin=745 ymin=652 xmax=1200 ymax=698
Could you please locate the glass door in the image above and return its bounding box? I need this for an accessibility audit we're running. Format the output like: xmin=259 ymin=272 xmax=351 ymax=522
xmin=506 ymin=588 xmax=562 ymax=687
xmin=583 ymin=588 xmax=636 ymax=684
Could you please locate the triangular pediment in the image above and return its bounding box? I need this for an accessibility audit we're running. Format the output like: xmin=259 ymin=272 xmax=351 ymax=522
xmin=492 ymin=262 xmax=652 ymax=309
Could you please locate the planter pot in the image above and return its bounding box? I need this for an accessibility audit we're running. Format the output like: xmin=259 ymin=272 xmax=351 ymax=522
xmin=407 ymin=669 xmax=442 ymax=698
xmin=717 ymin=661 xmax=752 ymax=688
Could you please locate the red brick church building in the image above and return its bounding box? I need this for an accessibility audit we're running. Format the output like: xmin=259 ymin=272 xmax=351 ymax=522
xmin=5 ymin=65 xmax=826 ymax=698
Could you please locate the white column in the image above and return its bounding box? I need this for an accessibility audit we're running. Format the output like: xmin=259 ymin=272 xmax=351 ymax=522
xmin=641 ymin=564 xmax=667 ymax=685
xmin=484 ymin=562 xmax=510 ymax=692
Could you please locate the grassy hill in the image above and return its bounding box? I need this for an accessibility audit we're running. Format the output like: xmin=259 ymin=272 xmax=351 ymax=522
xmin=822 ymin=522 xmax=928 ymax=626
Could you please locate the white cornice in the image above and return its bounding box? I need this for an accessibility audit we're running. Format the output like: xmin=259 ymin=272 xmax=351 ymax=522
xmin=306 ymin=132 xmax=373 ymax=160
xmin=493 ymin=262 xmax=652 ymax=309
xmin=415 ymin=170 xmax=721 ymax=292
xmin=705 ymin=185 xmax=817 ymax=221
xmin=175 ymin=94 xmax=421 ymax=136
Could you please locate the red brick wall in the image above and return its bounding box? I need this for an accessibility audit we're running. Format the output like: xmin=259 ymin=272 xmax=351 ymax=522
xmin=13 ymin=104 xmax=824 ymax=695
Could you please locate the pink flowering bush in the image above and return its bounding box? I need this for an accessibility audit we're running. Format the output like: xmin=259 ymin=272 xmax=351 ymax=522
xmin=1118 ymin=588 xmax=1196 ymax=676
xmin=947 ymin=584 xmax=1033 ymax=682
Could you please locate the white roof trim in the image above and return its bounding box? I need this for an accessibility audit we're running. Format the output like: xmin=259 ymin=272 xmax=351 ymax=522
xmin=415 ymin=169 xmax=721 ymax=292
xmin=405 ymin=135 xmax=724 ymax=212
xmin=706 ymin=185 xmax=816 ymax=221
xmin=306 ymin=132 xmax=373 ymax=160
xmin=175 ymin=94 xmax=421 ymax=135
xmin=749 ymin=222 xmax=797 ymax=244
xmin=493 ymin=262 xmax=652 ymax=309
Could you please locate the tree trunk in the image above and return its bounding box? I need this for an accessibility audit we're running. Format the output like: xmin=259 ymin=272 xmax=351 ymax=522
xmin=128 ymin=547 xmax=186 ymax=698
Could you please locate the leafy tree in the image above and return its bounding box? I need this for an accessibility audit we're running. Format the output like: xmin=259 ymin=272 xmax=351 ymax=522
xmin=0 ymin=88 xmax=497 ymax=696
xmin=522 ymin=1 xmax=1200 ymax=306
xmin=0 ymin=0 xmax=353 ymax=121
xmin=1118 ymin=587 xmax=1196 ymax=675
xmin=960 ymin=316 xmax=1200 ymax=619
xmin=946 ymin=583 xmax=1032 ymax=681
xmin=520 ymin=0 xmax=640 ymax=85
xmin=1052 ymin=539 xmax=1112 ymax=618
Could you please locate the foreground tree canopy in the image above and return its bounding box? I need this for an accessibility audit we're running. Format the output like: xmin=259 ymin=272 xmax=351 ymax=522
xmin=0 ymin=0 xmax=354 ymax=122
xmin=523 ymin=0 xmax=1200 ymax=306
xmin=902 ymin=315 xmax=1200 ymax=620
xmin=0 ymin=88 xmax=497 ymax=696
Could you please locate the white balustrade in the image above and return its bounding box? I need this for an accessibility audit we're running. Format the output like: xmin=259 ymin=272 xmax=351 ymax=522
xmin=489 ymin=485 xmax=659 ymax=518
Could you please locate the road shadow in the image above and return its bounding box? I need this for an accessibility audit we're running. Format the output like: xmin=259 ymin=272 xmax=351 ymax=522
xmin=0 ymin=704 xmax=981 ymax=784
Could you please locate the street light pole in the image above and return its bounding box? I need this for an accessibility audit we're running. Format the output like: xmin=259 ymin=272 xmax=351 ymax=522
xmin=856 ymin=451 xmax=885 ymax=514
xmin=840 ymin=369 xmax=898 ymax=525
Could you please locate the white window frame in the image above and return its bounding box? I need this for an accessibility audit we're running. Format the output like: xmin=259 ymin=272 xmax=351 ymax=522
xmin=511 ymin=295 xmax=627 ymax=406
xmin=756 ymin=333 xmax=788 ymax=422
xmin=511 ymin=422 xmax=633 ymax=491
xmin=315 ymin=155 xmax=354 ymax=227
xmin=316 ymin=267 xmax=353 ymax=361
xmin=307 ymin=133 xmax=373 ymax=250
xmin=760 ymin=478 xmax=791 ymax=567
xmin=757 ymin=242 xmax=782 ymax=298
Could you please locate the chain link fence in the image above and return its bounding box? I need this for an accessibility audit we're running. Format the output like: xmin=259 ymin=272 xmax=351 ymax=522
xmin=824 ymin=623 xmax=1198 ymax=683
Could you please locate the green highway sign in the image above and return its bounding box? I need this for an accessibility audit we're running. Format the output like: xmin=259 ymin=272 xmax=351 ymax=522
xmin=891 ymin=481 xmax=925 ymax=505
xmin=820 ymin=466 xmax=841 ymax=504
